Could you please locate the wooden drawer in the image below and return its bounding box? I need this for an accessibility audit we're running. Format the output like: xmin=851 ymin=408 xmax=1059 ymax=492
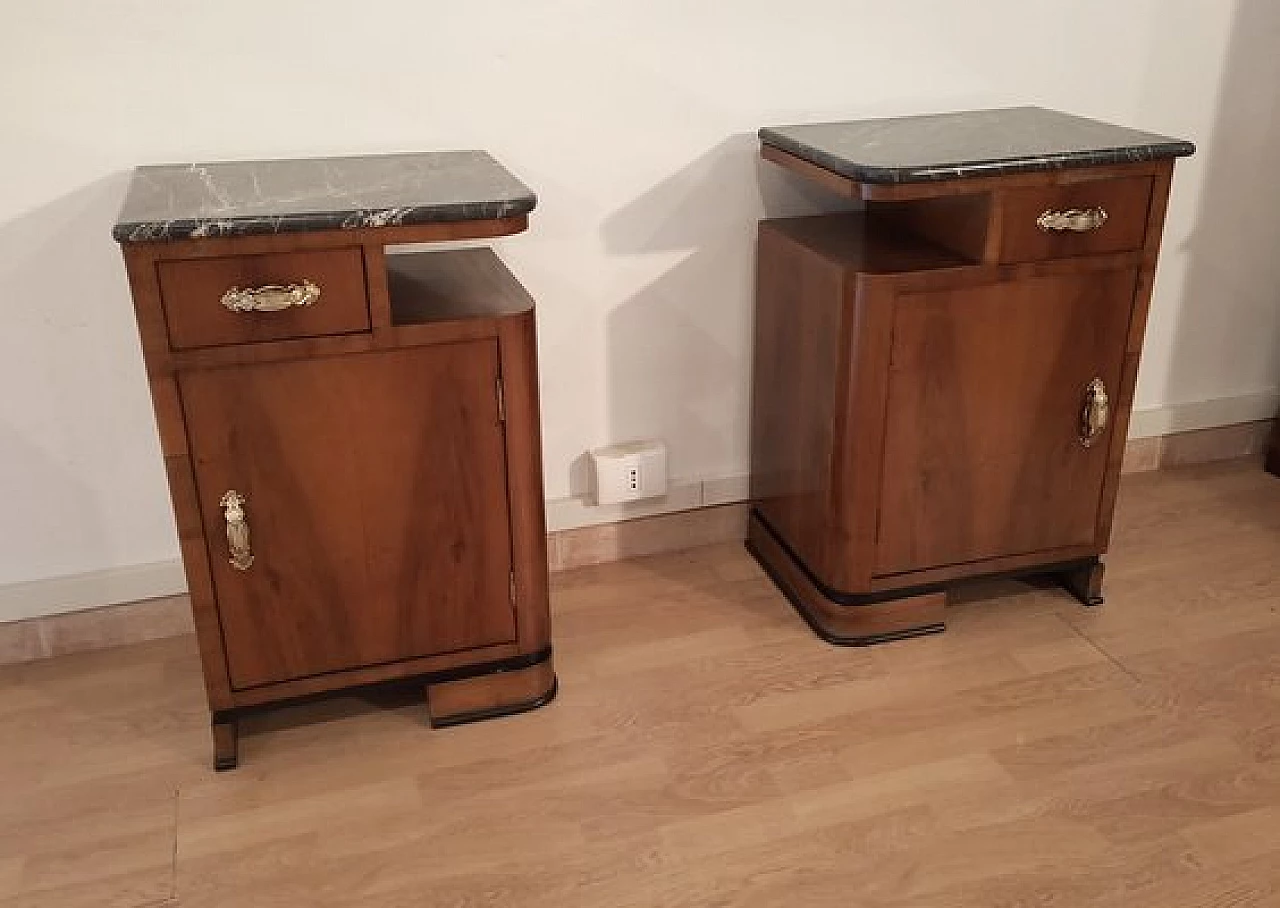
xmin=157 ymin=247 xmax=371 ymax=350
xmin=997 ymin=176 xmax=1153 ymax=263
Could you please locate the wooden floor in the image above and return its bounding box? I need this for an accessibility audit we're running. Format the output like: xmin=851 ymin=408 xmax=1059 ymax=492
xmin=3 ymin=461 xmax=1280 ymax=908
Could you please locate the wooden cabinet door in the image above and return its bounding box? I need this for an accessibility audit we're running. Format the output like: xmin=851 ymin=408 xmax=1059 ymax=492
xmin=181 ymin=342 xmax=517 ymax=689
xmin=874 ymin=269 xmax=1137 ymax=576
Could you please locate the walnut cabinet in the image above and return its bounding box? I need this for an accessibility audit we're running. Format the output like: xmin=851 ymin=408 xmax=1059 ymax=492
xmin=749 ymin=114 xmax=1193 ymax=645
xmin=118 ymin=215 xmax=555 ymax=768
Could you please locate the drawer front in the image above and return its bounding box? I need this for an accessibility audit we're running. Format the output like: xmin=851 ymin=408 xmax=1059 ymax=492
xmin=158 ymin=247 xmax=370 ymax=350
xmin=998 ymin=177 xmax=1153 ymax=263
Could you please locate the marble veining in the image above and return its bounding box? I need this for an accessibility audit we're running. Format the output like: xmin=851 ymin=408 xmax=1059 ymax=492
xmin=760 ymin=106 xmax=1195 ymax=185
xmin=113 ymin=151 xmax=536 ymax=243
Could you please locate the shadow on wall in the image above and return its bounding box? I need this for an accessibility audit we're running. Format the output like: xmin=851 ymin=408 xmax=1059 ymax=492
xmin=1160 ymin=0 xmax=1280 ymax=407
xmin=580 ymin=133 xmax=852 ymax=496
xmin=0 ymin=173 xmax=176 ymax=585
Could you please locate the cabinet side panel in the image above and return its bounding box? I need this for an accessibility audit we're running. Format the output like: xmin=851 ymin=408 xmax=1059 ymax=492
xmin=1096 ymin=161 xmax=1176 ymax=546
xmin=750 ymin=222 xmax=845 ymax=582
xmin=163 ymin=447 xmax=235 ymax=710
xmin=122 ymin=247 xmax=172 ymax=368
xmin=830 ymin=276 xmax=897 ymax=591
xmin=123 ymin=248 xmax=235 ymax=710
xmin=498 ymin=310 xmax=552 ymax=652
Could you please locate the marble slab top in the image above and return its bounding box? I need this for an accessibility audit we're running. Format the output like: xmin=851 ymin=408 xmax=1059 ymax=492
xmin=760 ymin=106 xmax=1194 ymax=185
xmin=113 ymin=150 xmax=536 ymax=243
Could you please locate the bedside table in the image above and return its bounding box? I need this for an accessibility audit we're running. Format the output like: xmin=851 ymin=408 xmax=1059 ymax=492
xmin=749 ymin=107 xmax=1194 ymax=645
xmin=114 ymin=152 xmax=555 ymax=768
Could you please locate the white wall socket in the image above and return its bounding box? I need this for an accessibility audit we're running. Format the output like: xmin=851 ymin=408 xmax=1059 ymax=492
xmin=590 ymin=440 xmax=668 ymax=505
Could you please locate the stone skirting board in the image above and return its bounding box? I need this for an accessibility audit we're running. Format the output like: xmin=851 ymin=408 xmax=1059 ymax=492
xmin=1 ymin=420 xmax=1274 ymax=666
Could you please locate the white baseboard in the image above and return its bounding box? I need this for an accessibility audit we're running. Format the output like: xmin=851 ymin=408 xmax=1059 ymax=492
xmin=543 ymin=473 xmax=750 ymax=532
xmin=0 ymin=559 xmax=187 ymax=624
xmin=2 ymin=390 xmax=1274 ymax=625
xmin=1127 ymin=390 xmax=1279 ymax=438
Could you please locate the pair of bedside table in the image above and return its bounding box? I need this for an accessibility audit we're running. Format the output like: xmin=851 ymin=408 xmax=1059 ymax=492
xmin=113 ymin=108 xmax=1193 ymax=767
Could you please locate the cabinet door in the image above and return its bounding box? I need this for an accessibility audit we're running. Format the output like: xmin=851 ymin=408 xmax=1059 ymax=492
xmin=875 ymin=269 xmax=1136 ymax=576
xmin=181 ymin=342 xmax=516 ymax=689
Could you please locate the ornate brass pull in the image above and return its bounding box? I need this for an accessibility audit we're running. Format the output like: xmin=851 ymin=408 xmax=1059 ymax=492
xmin=1037 ymin=207 xmax=1108 ymax=233
xmin=1079 ymin=378 xmax=1110 ymax=448
xmin=219 ymin=490 xmax=254 ymax=571
xmin=220 ymin=280 xmax=321 ymax=313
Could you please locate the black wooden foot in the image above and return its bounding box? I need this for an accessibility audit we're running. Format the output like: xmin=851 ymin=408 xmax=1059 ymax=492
xmin=1060 ymin=558 xmax=1105 ymax=607
xmin=212 ymin=719 xmax=239 ymax=771
xmin=746 ymin=510 xmax=947 ymax=646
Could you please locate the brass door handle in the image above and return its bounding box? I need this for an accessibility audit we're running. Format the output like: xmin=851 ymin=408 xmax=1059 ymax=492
xmin=1037 ymin=207 xmax=1108 ymax=233
xmin=221 ymin=280 xmax=320 ymax=313
xmin=1079 ymin=378 xmax=1110 ymax=448
xmin=219 ymin=490 xmax=254 ymax=570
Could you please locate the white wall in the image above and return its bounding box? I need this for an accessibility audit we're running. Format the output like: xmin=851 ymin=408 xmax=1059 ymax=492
xmin=2 ymin=0 xmax=1277 ymax=610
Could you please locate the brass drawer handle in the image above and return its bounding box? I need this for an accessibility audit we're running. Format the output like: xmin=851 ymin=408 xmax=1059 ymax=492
xmin=220 ymin=280 xmax=321 ymax=313
xmin=1037 ymin=207 xmax=1108 ymax=233
xmin=219 ymin=490 xmax=255 ymax=571
xmin=1079 ymin=378 xmax=1110 ymax=448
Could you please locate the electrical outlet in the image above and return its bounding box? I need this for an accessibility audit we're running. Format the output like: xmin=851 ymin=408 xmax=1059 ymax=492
xmin=590 ymin=440 xmax=668 ymax=505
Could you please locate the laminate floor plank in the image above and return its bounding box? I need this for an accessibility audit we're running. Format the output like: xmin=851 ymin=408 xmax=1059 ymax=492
xmin=1 ymin=460 xmax=1278 ymax=907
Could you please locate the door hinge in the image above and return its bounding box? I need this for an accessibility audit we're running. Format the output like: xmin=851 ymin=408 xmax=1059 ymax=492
xmin=496 ymin=377 xmax=506 ymax=423
xmin=509 ymin=570 xmax=517 ymax=605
